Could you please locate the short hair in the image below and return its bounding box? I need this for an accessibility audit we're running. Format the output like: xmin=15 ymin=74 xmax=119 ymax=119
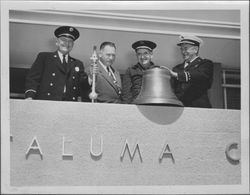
xmin=100 ymin=41 xmax=116 ymax=50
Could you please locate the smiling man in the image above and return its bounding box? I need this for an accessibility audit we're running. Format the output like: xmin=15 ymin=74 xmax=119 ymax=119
xmin=25 ymin=26 xmax=90 ymax=102
xmin=168 ymin=35 xmax=214 ymax=108
xmin=89 ymin=41 xmax=122 ymax=103
xmin=122 ymin=40 xmax=158 ymax=104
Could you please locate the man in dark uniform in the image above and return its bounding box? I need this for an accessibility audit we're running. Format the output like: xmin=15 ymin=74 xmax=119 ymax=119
xmin=25 ymin=26 xmax=91 ymax=101
xmin=168 ymin=35 xmax=214 ymax=108
xmin=122 ymin=40 xmax=158 ymax=104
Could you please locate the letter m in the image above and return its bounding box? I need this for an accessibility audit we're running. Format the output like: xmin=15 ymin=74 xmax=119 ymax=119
xmin=120 ymin=139 xmax=142 ymax=162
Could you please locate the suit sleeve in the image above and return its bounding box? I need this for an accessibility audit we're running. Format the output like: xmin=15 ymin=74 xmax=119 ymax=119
xmin=25 ymin=53 xmax=45 ymax=98
xmin=121 ymin=68 xmax=133 ymax=104
xmin=176 ymin=60 xmax=214 ymax=83
xmin=79 ymin=62 xmax=91 ymax=102
xmin=174 ymin=60 xmax=214 ymax=105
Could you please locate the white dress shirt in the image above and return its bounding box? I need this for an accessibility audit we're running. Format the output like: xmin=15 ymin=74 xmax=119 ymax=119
xmin=184 ymin=56 xmax=199 ymax=68
xmin=57 ymin=51 xmax=68 ymax=63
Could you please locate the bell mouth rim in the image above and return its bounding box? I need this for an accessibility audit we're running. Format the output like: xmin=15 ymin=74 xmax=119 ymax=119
xmin=134 ymin=98 xmax=184 ymax=107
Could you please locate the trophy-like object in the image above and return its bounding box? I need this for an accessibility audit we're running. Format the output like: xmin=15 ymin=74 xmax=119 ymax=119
xmin=89 ymin=46 xmax=98 ymax=102
xmin=133 ymin=66 xmax=183 ymax=106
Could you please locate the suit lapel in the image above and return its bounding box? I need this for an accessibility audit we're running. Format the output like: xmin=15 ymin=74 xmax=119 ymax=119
xmin=53 ymin=52 xmax=66 ymax=73
xmin=185 ymin=57 xmax=201 ymax=70
xmin=109 ymin=67 xmax=122 ymax=95
xmin=114 ymin=70 xmax=122 ymax=88
xmin=98 ymin=62 xmax=113 ymax=85
xmin=98 ymin=62 xmax=121 ymax=95
xmin=67 ymin=56 xmax=75 ymax=74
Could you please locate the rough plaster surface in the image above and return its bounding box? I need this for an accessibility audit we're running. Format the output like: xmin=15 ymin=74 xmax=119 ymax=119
xmin=10 ymin=100 xmax=240 ymax=186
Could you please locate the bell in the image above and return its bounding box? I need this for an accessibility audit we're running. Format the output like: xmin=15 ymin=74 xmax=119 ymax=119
xmin=133 ymin=67 xmax=183 ymax=106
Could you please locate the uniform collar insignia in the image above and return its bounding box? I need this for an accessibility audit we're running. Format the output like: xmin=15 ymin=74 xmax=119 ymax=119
xmin=69 ymin=56 xmax=75 ymax=61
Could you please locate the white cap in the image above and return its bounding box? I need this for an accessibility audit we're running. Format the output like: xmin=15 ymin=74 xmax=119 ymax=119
xmin=177 ymin=34 xmax=203 ymax=46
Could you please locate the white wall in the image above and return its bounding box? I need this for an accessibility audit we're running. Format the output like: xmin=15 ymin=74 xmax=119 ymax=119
xmin=10 ymin=100 xmax=240 ymax=187
xmin=100 ymin=10 xmax=240 ymax=23
xmin=9 ymin=9 xmax=240 ymax=72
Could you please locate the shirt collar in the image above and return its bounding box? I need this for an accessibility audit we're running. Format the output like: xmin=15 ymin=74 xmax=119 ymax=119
xmin=57 ymin=51 xmax=68 ymax=62
xmin=99 ymin=60 xmax=113 ymax=73
xmin=184 ymin=56 xmax=199 ymax=68
xmin=187 ymin=56 xmax=199 ymax=63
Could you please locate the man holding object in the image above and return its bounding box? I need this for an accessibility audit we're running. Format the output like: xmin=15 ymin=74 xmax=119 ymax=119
xmin=167 ymin=35 xmax=214 ymax=108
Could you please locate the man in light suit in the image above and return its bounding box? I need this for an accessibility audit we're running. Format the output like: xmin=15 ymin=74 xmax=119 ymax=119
xmin=25 ymin=26 xmax=91 ymax=101
xmin=89 ymin=42 xmax=122 ymax=103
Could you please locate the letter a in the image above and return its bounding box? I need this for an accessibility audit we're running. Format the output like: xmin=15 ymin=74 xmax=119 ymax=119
xmin=25 ymin=136 xmax=43 ymax=160
xmin=159 ymin=143 xmax=174 ymax=163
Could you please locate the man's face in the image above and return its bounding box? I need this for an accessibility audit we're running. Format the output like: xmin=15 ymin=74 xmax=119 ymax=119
xmin=99 ymin=45 xmax=116 ymax=67
xmin=136 ymin=48 xmax=153 ymax=68
xmin=180 ymin=44 xmax=198 ymax=62
xmin=56 ymin=37 xmax=74 ymax=55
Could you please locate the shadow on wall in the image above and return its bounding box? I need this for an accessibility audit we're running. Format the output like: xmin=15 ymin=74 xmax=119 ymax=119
xmin=136 ymin=105 xmax=184 ymax=125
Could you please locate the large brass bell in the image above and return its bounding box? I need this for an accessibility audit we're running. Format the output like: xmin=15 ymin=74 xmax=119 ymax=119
xmin=133 ymin=67 xmax=183 ymax=106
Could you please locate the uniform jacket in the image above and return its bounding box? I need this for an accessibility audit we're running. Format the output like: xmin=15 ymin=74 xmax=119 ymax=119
xmin=94 ymin=61 xmax=122 ymax=103
xmin=25 ymin=51 xmax=91 ymax=101
xmin=122 ymin=62 xmax=156 ymax=104
xmin=171 ymin=57 xmax=214 ymax=108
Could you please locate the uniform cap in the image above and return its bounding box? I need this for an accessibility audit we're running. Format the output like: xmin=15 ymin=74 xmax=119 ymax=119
xmin=177 ymin=35 xmax=203 ymax=46
xmin=54 ymin=26 xmax=80 ymax=41
xmin=132 ymin=40 xmax=157 ymax=51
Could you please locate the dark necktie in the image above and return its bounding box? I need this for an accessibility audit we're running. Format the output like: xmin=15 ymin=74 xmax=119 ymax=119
xmin=62 ymin=55 xmax=67 ymax=72
xmin=107 ymin=66 xmax=113 ymax=79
